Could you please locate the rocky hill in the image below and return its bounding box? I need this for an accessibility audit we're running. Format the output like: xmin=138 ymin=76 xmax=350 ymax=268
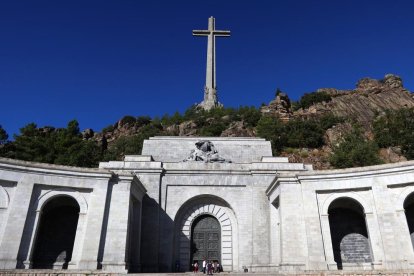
xmin=2 ymin=74 xmax=412 ymax=170
xmin=258 ymin=74 xmax=414 ymax=168
xmin=261 ymin=74 xmax=414 ymax=126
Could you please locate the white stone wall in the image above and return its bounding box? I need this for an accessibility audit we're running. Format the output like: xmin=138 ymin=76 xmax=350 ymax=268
xmin=102 ymin=139 xmax=309 ymax=273
xmin=0 ymin=158 xmax=146 ymax=272
xmin=266 ymin=161 xmax=414 ymax=271
xmin=3 ymin=136 xmax=414 ymax=274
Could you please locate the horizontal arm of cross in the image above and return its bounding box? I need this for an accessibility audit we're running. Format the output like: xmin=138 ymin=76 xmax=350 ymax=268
xmin=192 ymin=30 xmax=231 ymax=37
xmin=213 ymin=30 xmax=231 ymax=37
xmin=192 ymin=30 xmax=210 ymax=36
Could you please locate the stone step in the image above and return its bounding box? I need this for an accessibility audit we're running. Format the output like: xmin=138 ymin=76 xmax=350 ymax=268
xmin=2 ymin=271 xmax=414 ymax=276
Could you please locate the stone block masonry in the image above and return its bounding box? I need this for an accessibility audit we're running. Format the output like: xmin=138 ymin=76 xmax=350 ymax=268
xmin=1 ymin=137 xmax=414 ymax=273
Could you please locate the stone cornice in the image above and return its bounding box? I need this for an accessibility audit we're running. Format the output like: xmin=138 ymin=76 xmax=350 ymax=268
xmin=266 ymin=175 xmax=299 ymax=196
xmin=0 ymin=157 xmax=113 ymax=179
xmin=297 ymin=160 xmax=414 ymax=181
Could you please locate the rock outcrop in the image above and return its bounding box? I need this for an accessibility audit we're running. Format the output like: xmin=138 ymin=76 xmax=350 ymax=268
xmin=260 ymin=92 xmax=292 ymax=121
xmin=220 ymin=121 xmax=255 ymax=137
xmin=298 ymin=74 xmax=414 ymax=127
xmin=261 ymin=74 xmax=414 ymax=128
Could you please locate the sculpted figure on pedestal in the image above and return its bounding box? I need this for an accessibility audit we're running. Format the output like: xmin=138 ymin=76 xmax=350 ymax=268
xmin=184 ymin=140 xmax=231 ymax=163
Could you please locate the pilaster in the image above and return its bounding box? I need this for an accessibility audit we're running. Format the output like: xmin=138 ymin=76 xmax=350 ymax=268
xmin=277 ymin=177 xmax=307 ymax=271
xmin=101 ymin=174 xmax=133 ymax=273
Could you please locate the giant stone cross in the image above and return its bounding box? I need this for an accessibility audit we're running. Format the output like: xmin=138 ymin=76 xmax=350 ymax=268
xmin=193 ymin=17 xmax=230 ymax=110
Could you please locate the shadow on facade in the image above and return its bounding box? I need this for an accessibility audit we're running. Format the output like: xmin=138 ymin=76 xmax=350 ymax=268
xmin=404 ymin=193 xmax=414 ymax=251
xmin=139 ymin=195 xmax=180 ymax=273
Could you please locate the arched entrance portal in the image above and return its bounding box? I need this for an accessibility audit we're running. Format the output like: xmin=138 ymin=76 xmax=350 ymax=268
xmin=174 ymin=195 xmax=237 ymax=272
xmin=32 ymin=196 xmax=80 ymax=269
xmin=191 ymin=215 xmax=221 ymax=265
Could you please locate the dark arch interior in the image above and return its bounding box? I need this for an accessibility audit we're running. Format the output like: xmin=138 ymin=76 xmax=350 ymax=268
xmin=32 ymin=196 xmax=80 ymax=269
xmin=404 ymin=193 xmax=414 ymax=250
xmin=328 ymin=198 xmax=372 ymax=269
xmin=190 ymin=215 xmax=221 ymax=270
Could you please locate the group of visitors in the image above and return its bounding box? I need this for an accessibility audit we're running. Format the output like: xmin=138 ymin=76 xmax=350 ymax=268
xmin=192 ymin=259 xmax=222 ymax=274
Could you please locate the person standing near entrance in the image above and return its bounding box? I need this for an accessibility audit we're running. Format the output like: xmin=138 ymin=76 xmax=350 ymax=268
xmin=207 ymin=261 xmax=213 ymax=275
xmin=202 ymin=258 xmax=206 ymax=274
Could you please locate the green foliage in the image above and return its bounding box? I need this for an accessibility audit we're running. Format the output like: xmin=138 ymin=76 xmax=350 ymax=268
xmin=256 ymin=114 xmax=343 ymax=154
xmin=237 ymin=106 xmax=262 ymax=127
xmin=200 ymin=122 xmax=227 ymax=136
xmin=0 ymin=125 xmax=8 ymax=145
xmin=294 ymin=91 xmax=332 ymax=110
xmin=284 ymin=119 xmax=324 ymax=148
xmin=136 ymin=116 xmax=152 ymax=127
xmin=2 ymin=120 xmax=102 ymax=167
xmin=373 ymin=108 xmax=414 ymax=159
xmin=120 ymin=115 xmax=136 ymax=126
xmin=102 ymin=124 xmax=114 ymax=133
xmin=104 ymin=123 xmax=162 ymax=160
xmin=330 ymin=128 xmax=383 ymax=168
xmin=256 ymin=116 xmax=285 ymax=153
xmin=161 ymin=112 xmax=184 ymax=126
xmin=318 ymin=113 xmax=345 ymax=130
xmin=181 ymin=105 xmax=262 ymax=136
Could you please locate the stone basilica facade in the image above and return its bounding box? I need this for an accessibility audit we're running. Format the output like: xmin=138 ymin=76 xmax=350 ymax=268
xmin=1 ymin=136 xmax=414 ymax=273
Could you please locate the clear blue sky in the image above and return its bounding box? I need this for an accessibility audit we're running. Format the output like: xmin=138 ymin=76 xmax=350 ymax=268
xmin=1 ymin=0 xmax=413 ymax=136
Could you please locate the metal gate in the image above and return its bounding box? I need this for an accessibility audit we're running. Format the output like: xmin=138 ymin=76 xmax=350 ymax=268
xmin=191 ymin=215 xmax=221 ymax=265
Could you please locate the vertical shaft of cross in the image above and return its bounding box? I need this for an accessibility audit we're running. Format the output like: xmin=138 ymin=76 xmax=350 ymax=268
xmin=206 ymin=17 xmax=215 ymax=91
xmin=193 ymin=17 xmax=230 ymax=110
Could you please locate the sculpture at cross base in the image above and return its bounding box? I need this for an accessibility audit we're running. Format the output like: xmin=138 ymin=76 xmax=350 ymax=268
xmin=193 ymin=17 xmax=230 ymax=110
xmin=183 ymin=141 xmax=231 ymax=163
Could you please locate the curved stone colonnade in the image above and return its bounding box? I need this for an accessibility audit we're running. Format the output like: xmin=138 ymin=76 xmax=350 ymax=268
xmin=1 ymin=136 xmax=414 ymax=273
xmin=267 ymin=160 xmax=414 ymax=271
xmin=0 ymin=157 xmax=146 ymax=272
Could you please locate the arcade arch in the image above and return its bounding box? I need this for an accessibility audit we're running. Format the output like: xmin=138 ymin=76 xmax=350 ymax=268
xmin=327 ymin=197 xmax=372 ymax=269
xmin=32 ymin=195 xmax=80 ymax=269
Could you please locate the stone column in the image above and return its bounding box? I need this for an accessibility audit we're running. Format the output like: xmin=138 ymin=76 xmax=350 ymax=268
xmin=278 ymin=178 xmax=307 ymax=271
xmin=320 ymin=214 xmax=337 ymax=270
xmin=365 ymin=212 xmax=384 ymax=269
xmin=101 ymin=175 xmax=133 ymax=272
xmin=269 ymin=200 xmax=281 ymax=267
xmin=395 ymin=209 xmax=414 ymax=267
xmin=77 ymin=178 xmax=111 ymax=269
xmin=68 ymin=212 xmax=87 ymax=269
xmin=0 ymin=176 xmax=34 ymax=269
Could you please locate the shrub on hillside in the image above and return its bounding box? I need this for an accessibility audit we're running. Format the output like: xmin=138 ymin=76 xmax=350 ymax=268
xmin=0 ymin=125 xmax=8 ymax=145
xmin=256 ymin=114 xmax=343 ymax=154
xmin=373 ymin=108 xmax=414 ymax=159
xmin=330 ymin=128 xmax=383 ymax=168
xmin=294 ymin=91 xmax=332 ymax=110
xmin=119 ymin=115 xmax=136 ymax=126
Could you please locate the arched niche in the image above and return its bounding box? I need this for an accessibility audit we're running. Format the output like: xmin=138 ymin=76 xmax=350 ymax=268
xmin=327 ymin=197 xmax=372 ymax=269
xmin=31 ymin=195 xmax=80 ymax=269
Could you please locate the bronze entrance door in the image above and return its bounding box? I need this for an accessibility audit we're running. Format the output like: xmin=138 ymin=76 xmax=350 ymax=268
xmin=191 ymin=215 xmax=221 ymax=265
